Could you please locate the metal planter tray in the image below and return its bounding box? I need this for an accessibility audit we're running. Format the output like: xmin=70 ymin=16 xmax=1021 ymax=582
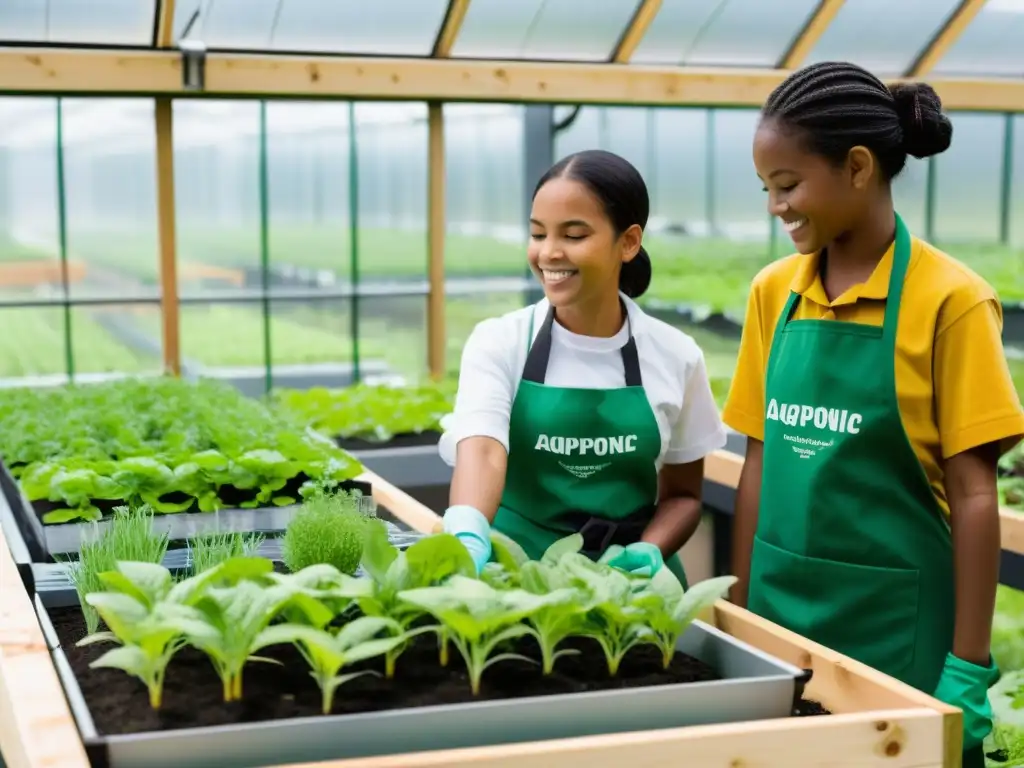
xmin=36 ymin=587 xmax=806 ymax=768
xmin=0 ymin=459 xmax=374 ymax=561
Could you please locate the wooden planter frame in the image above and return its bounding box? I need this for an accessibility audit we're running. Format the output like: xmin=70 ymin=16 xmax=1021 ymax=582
xmin=0 ymin=463 xmax=970 ymax=768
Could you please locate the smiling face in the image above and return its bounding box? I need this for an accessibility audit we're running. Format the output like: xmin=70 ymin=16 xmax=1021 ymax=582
xmin=753 ymin=117 xmax=872 ymax=254
xmin=528 ymin=176 xmax=641 ymax=309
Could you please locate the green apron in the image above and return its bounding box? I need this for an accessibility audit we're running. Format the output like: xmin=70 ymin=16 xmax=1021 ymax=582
xmin=493 ymin=301 xmax=689 ymax=588
xmin=747 ymin=213 xmax=954 ymax=694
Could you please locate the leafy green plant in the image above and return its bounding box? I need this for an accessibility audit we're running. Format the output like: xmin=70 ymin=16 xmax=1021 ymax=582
xmin=557 ymin=553 xmax=658 ymax=676
xmin=188 ymin=530 xmax=265 ymax=576
xmin=258 ymin=617 xmax=407 ymax=714
xmin=516 ymin=536 xmax=596 ymax=674
xmin=275 ymin=381 xmax=456 ymax=443
xmin=631 ymin=570 xmax=738 ymax=668
xmin=0 ymin=377 xmax=363 ymax=523
xmin=281 ymin=487 xmax=379 ymax=575
xmin=359 ymin=526 xmax=476 ymax=675
xmin=75 ymin=561 xmax=217 ymax=708
xmin=398 ymin=575 xmax=575 ymax=695
xmin=64 ymin=503 xmax=170 ymax=634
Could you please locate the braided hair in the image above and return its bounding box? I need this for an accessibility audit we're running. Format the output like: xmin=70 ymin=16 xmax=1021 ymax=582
xmin=761 ymin=61 xmax=953 ymax=181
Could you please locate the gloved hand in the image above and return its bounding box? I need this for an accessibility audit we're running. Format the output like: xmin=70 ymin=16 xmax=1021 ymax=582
xmin=441 ymin=505 xmax=492 ymax=573
xmin=600 ymin=542 xmax=664 ymax=577
xmin=932 ymin=652 xmax=1000 ymax=752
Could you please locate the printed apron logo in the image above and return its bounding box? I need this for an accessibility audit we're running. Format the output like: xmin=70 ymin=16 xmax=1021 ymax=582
xmin=534 ymin=433 xmax=636 ymax=478
xmin=765 ymin=399 xmax=863 ymax=459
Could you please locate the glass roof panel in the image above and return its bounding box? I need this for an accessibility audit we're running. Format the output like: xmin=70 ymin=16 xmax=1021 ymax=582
xmin=931 ymin=0 xmax=1024 ymax=77
xmin=632 ymin=0 xmax=821 ymax=67
xmin=451 ymin=0 xmax=641 ymax=61
xmin=172 ymin=0 xmax=449 ymax=55
xmin=802 ymin=0 xmax=963 ymax=76
xmin=0 ymin=0 xmax=156 ymax=45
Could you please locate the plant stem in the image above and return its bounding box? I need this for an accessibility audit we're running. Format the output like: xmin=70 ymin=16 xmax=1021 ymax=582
xmin=385 ymin=648 xmax=397 ymax=679
xmin=438 ymin=630 xmax=449 ymax=667
xmin=321 ymin=684 xmax=332 ymax=715
xmin=148 ymin=683 xmax=162 ymax=709
xmin=232 ymin=672 xmax=243 ymax=700
xmin=221 ymin=675 xmax=232 ymax=702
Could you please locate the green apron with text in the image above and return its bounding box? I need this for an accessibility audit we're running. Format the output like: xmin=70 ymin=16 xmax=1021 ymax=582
xmin=747 ymin=213 xmax=954 ymax=695
xmin=494 ymin=302 xmax=689 ymax=588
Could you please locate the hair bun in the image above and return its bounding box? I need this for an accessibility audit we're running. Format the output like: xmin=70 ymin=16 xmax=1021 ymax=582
xmin=888 ymin=82 xmax=953 ymax=159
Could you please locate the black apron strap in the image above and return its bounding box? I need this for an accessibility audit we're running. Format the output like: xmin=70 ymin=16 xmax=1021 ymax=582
xmin=521 ymin=300 xmax=643 ymax=387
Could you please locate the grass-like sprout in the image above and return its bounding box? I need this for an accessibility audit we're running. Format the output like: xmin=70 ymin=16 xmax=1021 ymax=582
xmin=64 ymin=503 xmax=170 ymax=635
xmin=281 ymin=487 xmax=379 ymax=575
xmin=188 ymin=530 xmax=266 ymax=576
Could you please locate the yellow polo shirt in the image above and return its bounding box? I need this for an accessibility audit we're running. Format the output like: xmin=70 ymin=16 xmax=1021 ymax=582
xmin=722 ymin=236 xmax=1024 ymax=517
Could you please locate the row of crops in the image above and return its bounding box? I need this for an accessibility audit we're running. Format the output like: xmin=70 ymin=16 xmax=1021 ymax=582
xmin=3 ymin=228 xmax=1023 ymax=313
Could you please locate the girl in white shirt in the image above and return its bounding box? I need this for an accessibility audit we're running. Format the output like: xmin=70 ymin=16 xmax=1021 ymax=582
xmin=439 ymin=149 xmax=727 ymax=587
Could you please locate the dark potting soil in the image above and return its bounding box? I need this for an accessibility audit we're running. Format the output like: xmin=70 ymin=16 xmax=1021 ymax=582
xmin=53 ymin=605 xmax=731 ymax=736
xmin=793 ymin=698 xmax=830 ymax=716
xmin=26 ymin=475 xmax=373 ymax=525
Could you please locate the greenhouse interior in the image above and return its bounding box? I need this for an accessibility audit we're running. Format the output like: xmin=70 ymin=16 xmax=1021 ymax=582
xmin=1 ymin=0 xmax=1024 ymax=767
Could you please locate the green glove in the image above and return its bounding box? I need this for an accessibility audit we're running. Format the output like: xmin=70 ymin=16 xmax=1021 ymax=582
xmin=600 ymin=542 xmax=664 ymax=577
xmin=932 ymin=652 xmax=999 ymax=752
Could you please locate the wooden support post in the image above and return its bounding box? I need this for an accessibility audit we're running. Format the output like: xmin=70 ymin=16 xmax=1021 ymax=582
xmin=154 ymin=98 xmax=180 ymax=376
xmin=426 ymin=102 xmax=446 ymax=380
xmin=778 ymin=0 xmax=846 ymax=69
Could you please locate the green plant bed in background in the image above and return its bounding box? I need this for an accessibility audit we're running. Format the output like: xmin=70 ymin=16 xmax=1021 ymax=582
xmin=0 ymin=376 xmax=363 ymax=524
xmin=0 ymin=306 xmax=152 ymax=379
xmin=276 ymin=381 xmax=456 ymax=448
xmin=15 ymin=228 xmax=1023 ymax=314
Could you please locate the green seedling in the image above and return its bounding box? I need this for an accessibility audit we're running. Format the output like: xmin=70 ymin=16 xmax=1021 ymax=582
xmin=76 ymin=561 xmax=217 ymax=709
xmin=359 ymin=525 xmax=475 ymax=675
xmin=187 ymin=530 xmax=265 ymax=576
xmin=64 ymin=503 xmax=170 ymax=634
xmin=258 ymin=617 xmax=407 ymax=714
xmin=631 ymin=571 xmax=738 ymax=668
xmin=398 ymin=575 xmax=575 ymax=695
xmin=559 ymin=553 xmax=656 ymax=676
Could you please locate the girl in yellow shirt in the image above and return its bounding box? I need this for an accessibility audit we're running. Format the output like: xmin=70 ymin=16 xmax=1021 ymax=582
xmin=722 ymin=61 xmax=1024 ymax=766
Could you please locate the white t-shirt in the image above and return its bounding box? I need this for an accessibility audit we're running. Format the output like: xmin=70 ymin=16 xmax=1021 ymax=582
xmin=438 ymin=294 xmax=728 ymax=469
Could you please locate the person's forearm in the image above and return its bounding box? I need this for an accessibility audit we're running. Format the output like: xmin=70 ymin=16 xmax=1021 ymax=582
xmin=449 ymin=436 xmax=508 ymax=522
xmin=641 ymin=496 xmax=702 ymax=558
xmin=730 ymin=439 xmax=763 ymax=607
xmin=950 ymin=493 xmax=1000 ymax=665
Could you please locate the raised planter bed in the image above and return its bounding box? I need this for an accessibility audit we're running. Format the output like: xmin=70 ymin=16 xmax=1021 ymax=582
xmin=0 ymin=469 xmax=963 ymax=768
xmin=0 ymin=377 xmax=371 ymax=564
xmin=1 ymin=457 xmax=375 ymax=562
xmin=33 ymin=584 xmax=804 ymax=768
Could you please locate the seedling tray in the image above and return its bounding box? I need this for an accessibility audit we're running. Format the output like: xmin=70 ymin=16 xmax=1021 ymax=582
xmin=0 ymin=459 xmax=373 ymax=561
xmin=33 ymin=584 xmax=805 ymax=768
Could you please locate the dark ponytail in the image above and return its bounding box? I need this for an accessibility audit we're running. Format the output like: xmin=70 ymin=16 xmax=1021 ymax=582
xmin=619 ymin=246 xmax=651 ymax=298
xmin=533 ymin=149 xmax=653 ymax=299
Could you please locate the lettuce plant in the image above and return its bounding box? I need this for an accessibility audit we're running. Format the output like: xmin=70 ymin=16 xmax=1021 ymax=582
xmin=182 ymin=578 xmax=328 ymax=701
xmin=631 ymin=570 xmax=738 ymax=668
xmin=358 ymin=526 xmax=475 ymax=674
xmin=398 ymin=575 xmax=575 ymax=695
xmin=258 ymin=617 xmax=408 ymax=714
xmin=558 ymin=553 xmax=656 ymax=676
xmin=75 ymin=561 xmax=217 ymax=709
